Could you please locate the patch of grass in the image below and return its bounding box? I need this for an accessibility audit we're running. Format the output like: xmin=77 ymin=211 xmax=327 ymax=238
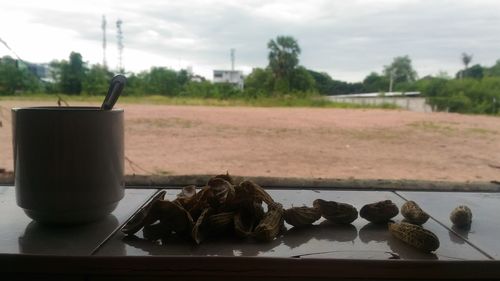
xmin=408 ymin=121 xmax=499 ymax=137
xmin=0 ymin=94 xmax=102 ymax=103
xmin=130 ymin=117 xmax=201 ymax=129
xmin=407 ymin=121 xmax=458 ymax=135
xmin=0 ymin=94 xmax=400 ymax=109
xmin=237 ymin=97 xmax=399 ymax=109
xmin=465 ymin=127 xmax=498 ymax=135
xmin=343 ymin=128 xmax=404 ymax=141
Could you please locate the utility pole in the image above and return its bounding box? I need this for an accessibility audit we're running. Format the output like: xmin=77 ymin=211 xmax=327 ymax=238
xmin=101 ymin=15 xmax=107 ymax=68
xmin=389 ymin=69 xmax=395 ymax=93
xmin=116 ymin=19 xmax=123 ymax=72
xmin=230 ymin=48 xmax=235 ymax=71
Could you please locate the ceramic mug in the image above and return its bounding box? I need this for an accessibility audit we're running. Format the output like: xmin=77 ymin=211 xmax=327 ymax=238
xmin=12 ymin=106 xmax=124 ymax=224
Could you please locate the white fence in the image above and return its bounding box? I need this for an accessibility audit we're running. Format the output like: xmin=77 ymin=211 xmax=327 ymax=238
xmin=327 ymin=96 xmax=433 ymax=112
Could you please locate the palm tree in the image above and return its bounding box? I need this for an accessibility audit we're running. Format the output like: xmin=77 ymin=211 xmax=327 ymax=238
xmin=461 ymin=52 xmax=473 ymax=79
xmin=267 ymin=36 xmax=301 ymax=86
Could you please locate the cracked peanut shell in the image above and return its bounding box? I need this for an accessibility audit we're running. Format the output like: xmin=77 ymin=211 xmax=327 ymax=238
xmin=234 ymin=202 xmax=265 ymax=238
xmin=254 ymin=203 xmax=284 ymax=242
xmin=207 ymin=178 xmax=235 ymax=208
xmin=313 ymin=199 xmax=358 ymax=224
xmin=284 ymin=206 xmax=321 ymax=227
xmin=206 ymin=211 xmax=235 ymax=235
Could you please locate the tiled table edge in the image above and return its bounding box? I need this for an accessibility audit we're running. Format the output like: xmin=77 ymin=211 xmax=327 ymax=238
xmin=1 ymin=185 xmax=475 ymax=260
xmin=394 ymin=191 xmax=494 ymax=260
xmin=0 ymin=186 xmax=160 ymax=255
xmin=2 ymin=188 xmax=500 ymax=279
xmin=2 ymin=255 xmax=500 ymax=280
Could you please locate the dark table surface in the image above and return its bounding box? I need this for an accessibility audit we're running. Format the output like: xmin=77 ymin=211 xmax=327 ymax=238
xmin=1 ymin=185 xmax=499 ymax=280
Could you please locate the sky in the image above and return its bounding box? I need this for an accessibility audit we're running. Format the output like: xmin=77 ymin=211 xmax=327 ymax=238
xmin=1 ymin=0 xmax=500 ymax=82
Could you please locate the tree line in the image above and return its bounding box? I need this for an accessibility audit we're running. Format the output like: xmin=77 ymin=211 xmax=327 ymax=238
xmin=1 ymin=35 xmax=499 ymax=114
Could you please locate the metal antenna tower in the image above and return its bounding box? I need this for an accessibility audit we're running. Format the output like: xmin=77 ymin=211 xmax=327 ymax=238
xmin=230 ymin=48 xmax=235 ymax=71
xmin=116 ymin=19 xmax=123 ymax=72
xmin=101 ymin=15 xmax=107 ymax=67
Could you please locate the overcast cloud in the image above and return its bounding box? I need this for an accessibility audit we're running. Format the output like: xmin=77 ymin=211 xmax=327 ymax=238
xmin=1 ymin=0 xmax=500 ymax=81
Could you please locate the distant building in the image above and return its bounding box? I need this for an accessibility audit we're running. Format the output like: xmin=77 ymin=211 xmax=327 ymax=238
xmin=26 ymin=62 xmax=54 ymax=83
xmin=326 ymin=92 xmax=433 ymax=112
xmin=213 ymin=70 xmax=244 ymax=90
xmin=331 ymin=92 xmax=421 ymax=98
xmin=0 ymin=57 xmax=54 ymax=83
xmin=186 ymin=66 xmax=205 ymax=82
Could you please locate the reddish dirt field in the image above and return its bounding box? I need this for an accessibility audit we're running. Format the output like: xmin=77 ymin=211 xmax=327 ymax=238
xmin=1 ymin=100 xmax=500 ymax=181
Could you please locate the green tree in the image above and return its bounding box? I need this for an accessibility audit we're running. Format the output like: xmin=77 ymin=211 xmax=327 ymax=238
xmin=290 ymin=66 xmax=315 ymax=93
xmin=421 ymin=77 xmax=500 ymax=114
xmin=362 ymin=72 xmax=390 ymax=92
xmin=47 ymin=59 xmax=63 ymax=92
xmin=177 ymin=69 xmax=190 ymax=87
xmin=0 ymin=56 xmax=23 ymax=95
xmin=267 ymin=35 xmax=301 ymax=92
xmin=307 ymin=70 xmax=333 ymax=95
xmin=0 ymin=56 xmax=40 ymax=95
xmin=181 ymin=80 xmax=211 ymax=97
xmin=456 ymin=64 xmax=484 ymax=79
xmin=60 ymin=52 xmax=86 ymax=95
xmin=383 ymin=56 xmax=418 ymax=87
xmin=123 ymin=73 xmax=145 ymax=96
xmin=435 ymin=70 xmax=452 ymax=80
xmin=211 ymin=83 xmax=242 ymax=99
xmin=143 ymin=67 xmax=179 ymax=96
xmin=461 ymin=53 xmax=473 ymax=70
xmin=485 ymin=60 xmax=500 ymax=77
xmin=83 ymin=64 xmax=112 ymax=95
xmin=181 ymin=80 xmax=213 ymax=98
xmin=244 ymin=67 xmax=273 ymax=97
xmin=331 ymin=80 xmax=364 ymax=95
xmin=306 ymin=70 xmax=363 ymax=95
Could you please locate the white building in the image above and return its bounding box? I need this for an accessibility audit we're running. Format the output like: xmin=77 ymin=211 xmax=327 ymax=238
xmin=326 ymin=92 xmax=433 ymax=112
xmin=213 ymin=70 xmax=244 ymax=90
xmin=26 ymin=63 xmax=54 ymax=83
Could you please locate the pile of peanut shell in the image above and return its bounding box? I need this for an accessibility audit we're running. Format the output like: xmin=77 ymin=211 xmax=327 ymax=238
xmin=122 ymin=174 xmax=472 ymax=253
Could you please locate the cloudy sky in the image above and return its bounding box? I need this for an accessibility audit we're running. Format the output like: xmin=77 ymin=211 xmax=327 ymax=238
xmin=1 ymin=0 xmax=500 ymax=81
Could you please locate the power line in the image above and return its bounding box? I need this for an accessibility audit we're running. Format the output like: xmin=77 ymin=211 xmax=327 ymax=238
xmin=0 ymin=36 xmax=23 ymax=62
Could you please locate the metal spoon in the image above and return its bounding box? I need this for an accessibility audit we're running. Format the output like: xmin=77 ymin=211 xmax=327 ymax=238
xmin=101 ymin=74 xmax=127 ymax=110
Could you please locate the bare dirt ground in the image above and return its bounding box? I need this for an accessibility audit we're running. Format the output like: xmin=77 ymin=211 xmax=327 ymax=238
xmin=1 ymin=100 xmax=500 ymax=181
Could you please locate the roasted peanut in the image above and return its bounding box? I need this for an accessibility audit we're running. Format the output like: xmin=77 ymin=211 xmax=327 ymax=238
xmin=360 ymin=200 xmax=399 ymax=223
xmin=313 ymin=199 xmax=358 ymax=224
xmin=284 ymin=206 xmax=321 ymax=227
xmin=401 ymin=201 xmax=429 ymax=225
xmin=389 ymin=222 xmax=440 ymax=252
xmin=450 ymin=205 xmax=472 ymax=228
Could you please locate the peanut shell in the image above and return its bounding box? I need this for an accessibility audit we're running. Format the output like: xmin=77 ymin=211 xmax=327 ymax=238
xmin=313 ymin=199 xmax=358 ymax=224
xmin=389 ymin=222 xmax=440 ymax=252
xmin=450 ymin=205 xmax=472 ymax=228
xmin=284 ymin=206 xmax=321 ymax=227
xmin=401 ymin=201 xmax=429 ymax=225
xmin=360 ymin=200 xmax=399 ymax=223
